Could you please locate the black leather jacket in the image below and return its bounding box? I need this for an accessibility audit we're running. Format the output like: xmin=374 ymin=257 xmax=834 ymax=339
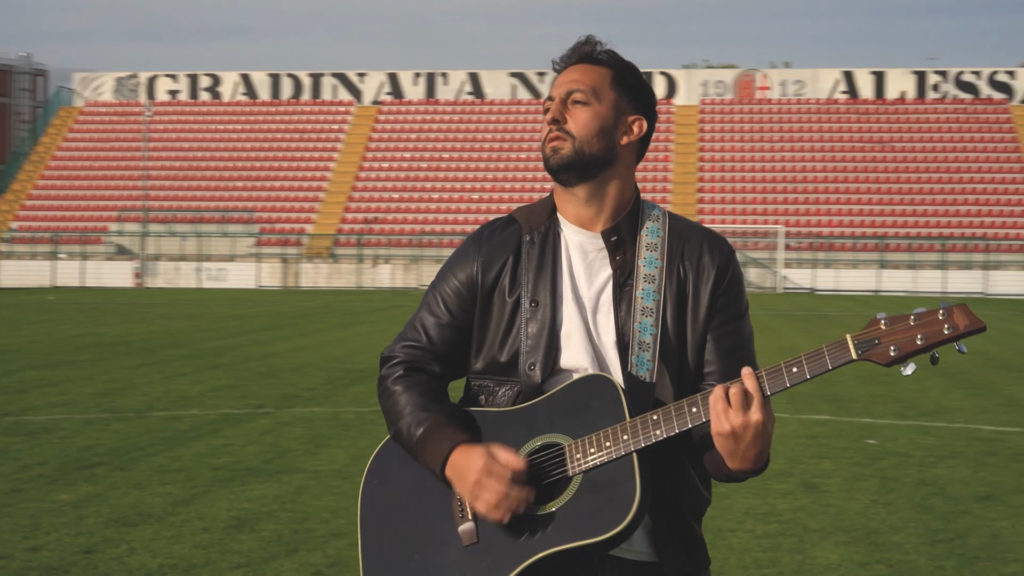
xmin=378 ymin=191 xmax=758 ymax=574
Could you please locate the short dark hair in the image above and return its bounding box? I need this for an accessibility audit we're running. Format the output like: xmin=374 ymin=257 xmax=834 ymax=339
xmin=551 ymin=35 xmax=657 ymax=164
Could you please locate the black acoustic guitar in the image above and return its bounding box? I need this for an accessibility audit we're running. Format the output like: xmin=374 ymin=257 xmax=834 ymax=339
xmin=358 ymin=304 xmax=986 ymax=575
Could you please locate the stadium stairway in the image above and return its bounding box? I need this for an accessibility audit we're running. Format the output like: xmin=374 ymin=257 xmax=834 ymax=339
xmin=672 ymin=105 xmax=698 ymax=218
xmin=0 ymin=107 xmax=80 ymax=235
xmin=305 ymin=105 xmax=378 ymax=257
xmin=1013 ymin=105 xmax=1024 ymax=154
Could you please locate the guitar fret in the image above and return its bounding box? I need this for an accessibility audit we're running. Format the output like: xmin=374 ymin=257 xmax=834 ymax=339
xmin=788 ymin=360 xmax=802 ymax=385
xmin=632 ymin=417 xmax=644 ymax=449
xmin=792 ymin=360 xmax=806 ymax=385
xmin=618 ymin=421 xmax=630 ymax=453
xmin=618 ymin=419 xmax=628 ymax=451
xmin=568 ymin=442 xmax=580 ymax=476
xmin=587 ymin=431 xmax=597 ymax=467
xmin=765 ymin=364 xmax=783 ymax=394
xmin=757 ymin=368 xmax=769 ymax=396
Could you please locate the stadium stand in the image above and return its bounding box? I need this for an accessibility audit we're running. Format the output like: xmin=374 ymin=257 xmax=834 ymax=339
xmin=1 ymin=97 xmax=1022 ymax=256
xmin=696 ymin=98 xmax=1024 ymax=252
xmin=6 ymin=99 xmax=354 ymax=254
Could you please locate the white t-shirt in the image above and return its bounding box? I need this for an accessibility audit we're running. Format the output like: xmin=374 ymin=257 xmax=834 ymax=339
xmin=547 ymin=213 xmax=658 ymax=562
xmin=552 ymin=213 xmax=624 ymax=387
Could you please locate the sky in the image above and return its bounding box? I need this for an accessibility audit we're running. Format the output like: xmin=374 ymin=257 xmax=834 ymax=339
xmin=2 ymin=0 xmax=1022 ymax=87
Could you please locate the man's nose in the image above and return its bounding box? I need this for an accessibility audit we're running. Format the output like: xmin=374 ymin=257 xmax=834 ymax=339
xmin=544 ymin=102 xmax=565 ymax=125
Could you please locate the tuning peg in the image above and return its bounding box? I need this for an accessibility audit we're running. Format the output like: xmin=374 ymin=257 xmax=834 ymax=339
xmin=955 ymin=341 xmax=968 ymax=355
xmin=929 ymin=350 xmax=940 ymax=366
xmin=876 ymin=312 xmax=889 ymax=328
xmin=900 ymin=362 xmax=917 ymax=376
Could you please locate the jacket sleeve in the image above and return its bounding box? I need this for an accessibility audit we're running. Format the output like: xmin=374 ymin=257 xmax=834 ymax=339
xmin=690 ymin=237 xmax=759 ymax=457
xmin=377 ymin=238 xmax=483 ymax=481
xmin=700 ymin=241 xmax=758 ymax=388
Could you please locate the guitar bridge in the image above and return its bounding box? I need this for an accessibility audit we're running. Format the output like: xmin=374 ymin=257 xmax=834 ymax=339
xmin=453 ymin=492 xmax=478 ymax=546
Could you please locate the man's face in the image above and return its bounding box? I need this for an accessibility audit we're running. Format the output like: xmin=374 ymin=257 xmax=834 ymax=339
xmin=541 ymin=64 xmax=623 ymax=188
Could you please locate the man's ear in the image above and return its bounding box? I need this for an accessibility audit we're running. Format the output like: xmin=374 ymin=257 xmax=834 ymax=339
xmin=619 ymin=115 xmax=648 ymax=147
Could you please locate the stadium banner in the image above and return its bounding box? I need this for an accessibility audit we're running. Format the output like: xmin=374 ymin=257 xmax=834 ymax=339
xmin=72 ymin=67 xmax=1024 ymax=105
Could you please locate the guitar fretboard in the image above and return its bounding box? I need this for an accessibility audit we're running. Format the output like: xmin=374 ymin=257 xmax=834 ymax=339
xmin=564 ymin=338 xmax=857 ymax=476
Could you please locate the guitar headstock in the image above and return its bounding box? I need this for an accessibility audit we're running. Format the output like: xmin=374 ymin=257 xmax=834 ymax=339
xmin=852 ymin=304 xmax=987 ymax=367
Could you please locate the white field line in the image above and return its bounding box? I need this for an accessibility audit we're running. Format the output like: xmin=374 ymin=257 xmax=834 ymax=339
xmin=775 ymin=413 xmax=1022 ymax=432
xmin=1 ymin=408 xmax=1019 ymax=432
xmin=0 ymin=407 xmax=378 ymax=421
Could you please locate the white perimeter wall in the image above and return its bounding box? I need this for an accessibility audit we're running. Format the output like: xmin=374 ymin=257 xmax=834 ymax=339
xmin=2 ymin=259 xmax=1021 ymax=296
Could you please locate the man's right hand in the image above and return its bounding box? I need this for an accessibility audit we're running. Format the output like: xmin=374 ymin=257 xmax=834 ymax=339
xmin=444 ymin=442 xmax=535 ymax=524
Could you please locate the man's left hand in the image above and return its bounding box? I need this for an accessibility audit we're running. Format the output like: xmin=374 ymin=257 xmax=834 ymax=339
xmin=708 ymin=366 xmax=775 ymax=476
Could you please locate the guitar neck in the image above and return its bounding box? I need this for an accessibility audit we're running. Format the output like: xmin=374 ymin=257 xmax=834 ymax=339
xmin=565 ymin=337 xmax=857 ymax=475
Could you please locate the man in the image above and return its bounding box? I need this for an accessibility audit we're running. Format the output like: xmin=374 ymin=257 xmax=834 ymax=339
xmin=378 ymin=35 xmax=774 ymax=575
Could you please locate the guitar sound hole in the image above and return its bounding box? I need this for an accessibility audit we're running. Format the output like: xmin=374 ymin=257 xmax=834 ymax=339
xmin=523 ymin=441 xmax=575 ymax=513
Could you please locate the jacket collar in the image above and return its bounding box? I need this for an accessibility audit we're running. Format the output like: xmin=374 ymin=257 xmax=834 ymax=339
xmin=510 ymin=192 xmax=555 ymax=234
xmin=511 ymin=187 xmax=644 ymax=243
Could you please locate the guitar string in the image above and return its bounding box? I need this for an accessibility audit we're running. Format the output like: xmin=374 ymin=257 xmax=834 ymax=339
xmin=546 ymin=341 xmax=871 ymax=480
xmin=528 ymin=345 xmax=851 ymax=482
xmin=524 ymin=405 xmax=690 ymax=479
xmin=529 ymin=350 xmax=888 ymax=484
xmin=527 ymin=341 xmax=853 ymax=482
xmin=525 ymin=313 xmax=964 ymax=483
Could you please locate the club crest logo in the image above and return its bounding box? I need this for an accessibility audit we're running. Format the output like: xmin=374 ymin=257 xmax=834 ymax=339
xmin=734 ymin=69 xmax=773 ymax=99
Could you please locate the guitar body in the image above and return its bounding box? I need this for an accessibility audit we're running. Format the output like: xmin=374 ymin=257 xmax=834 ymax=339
xmin=358 ymin=374 xmax=642 ymax=576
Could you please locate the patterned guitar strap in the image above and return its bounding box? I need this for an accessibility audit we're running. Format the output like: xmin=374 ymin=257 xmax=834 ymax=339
xmin=626 ymin=199 xmax=668 ymax=410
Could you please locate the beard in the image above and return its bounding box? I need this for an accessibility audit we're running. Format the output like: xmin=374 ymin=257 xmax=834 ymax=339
xmin=542 ymin=124 xmax=619 ymax=188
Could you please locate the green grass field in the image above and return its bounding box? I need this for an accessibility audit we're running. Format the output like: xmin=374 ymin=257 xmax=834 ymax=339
xmin=1 ymin=289 xmax=1021 ymax=575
